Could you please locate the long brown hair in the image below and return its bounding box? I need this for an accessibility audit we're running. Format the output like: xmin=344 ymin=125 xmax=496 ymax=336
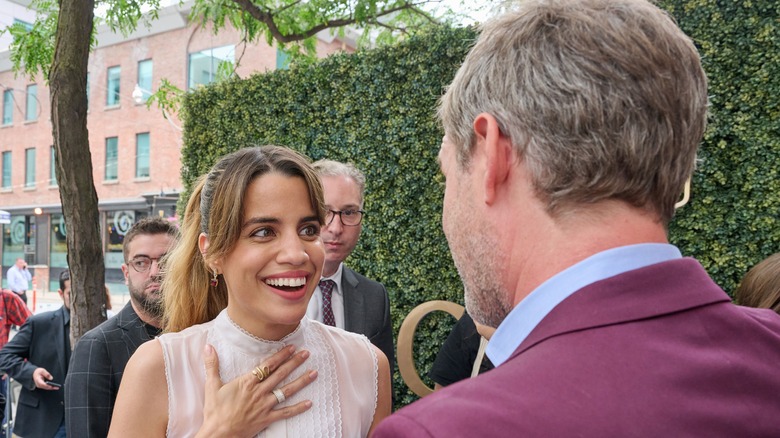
xmin=735 ymin=253 xmax=780 ymax=314
xmin=162 ymin=146 xmax=325 ymax=333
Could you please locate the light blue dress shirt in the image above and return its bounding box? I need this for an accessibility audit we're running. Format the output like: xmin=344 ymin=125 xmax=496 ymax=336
xmin=486 ymin=243 xmax=682 ymax=366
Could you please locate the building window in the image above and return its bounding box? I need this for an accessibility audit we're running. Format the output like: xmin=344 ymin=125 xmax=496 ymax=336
xmin=50 ymin=145 xmax=57 ymax=186
xmin=50 ymin=213 xmax=68 ymax=268
xmin=25 ymin=84 xmax=37 ymax=121
xmin=1 ymin=151 xmax=10 ymax=188
xmin=1 ymin=214 xmax=35 ymax=268
xmin=13 ymin=19 xmax=33 ymax=31
xmin=25 ymin=147 xmax=35 ymax=188
xmin=2 ymin=89 xmax=13 ymax=125
xmin=276 ymin=49 xmax=291 ymax=70
xmin=105 ymin=137 xmax=118 ymax=181
xmin=137 ymin=59 xmax=153 ymax=103
xmin=135 ymin=132 xmax=150 ymax=178
xmin=106 ymin=66 xmax=121 ymax=106
xmin=188 ymin=45 xmax=234 ymax=89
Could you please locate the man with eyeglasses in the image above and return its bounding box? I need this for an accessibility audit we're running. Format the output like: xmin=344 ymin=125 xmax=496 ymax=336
xmin=65 ymin=217 xmax=177 ymax=438
xmin=307 ymin=159 xmax=395 ymax=375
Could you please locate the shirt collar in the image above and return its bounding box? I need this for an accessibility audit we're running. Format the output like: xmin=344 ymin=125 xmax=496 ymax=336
xmin=321 ymin=263 xmax=344 ymax=295
xmin=486 ymin=243 xmax=682 ymax=366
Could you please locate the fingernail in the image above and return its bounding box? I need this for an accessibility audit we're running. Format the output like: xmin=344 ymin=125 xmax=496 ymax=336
xmin=304 ymin=400 xmax=313 ymax=408
xmin=203 ymin=344 xmax=214 ymax=357
xmin=309 ymin=370 xmax=318 ymax=380
xmin=288 ymin=345 xmax=296 ymax=354
xmin=300 ymin=350 xmax=310 ymax=359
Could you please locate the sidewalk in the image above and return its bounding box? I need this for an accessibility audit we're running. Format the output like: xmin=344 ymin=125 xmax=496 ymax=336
xmin=30 ymin=289 xmax=131 ymax=315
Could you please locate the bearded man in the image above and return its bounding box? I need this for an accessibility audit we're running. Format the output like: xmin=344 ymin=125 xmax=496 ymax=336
xmin=65 ymin=217 xmax=177 ymax=438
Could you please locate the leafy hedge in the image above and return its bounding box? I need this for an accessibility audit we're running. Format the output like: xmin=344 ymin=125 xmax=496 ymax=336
xmin=180 ymin=26 xmax=477 ymax=407
xmin=661 ymin=0 xmax=780 ymax=293
xmin=180 ymin=1 xmax=780 ymax=408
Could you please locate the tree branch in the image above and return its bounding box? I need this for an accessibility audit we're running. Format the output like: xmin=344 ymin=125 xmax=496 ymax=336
xmin=231 ymin=0 xmax=432 ymax=44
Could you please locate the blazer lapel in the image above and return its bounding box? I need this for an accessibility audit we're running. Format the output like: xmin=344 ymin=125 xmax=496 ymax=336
xmin=117 ymin=302 xmax=153 ymax=348
xmin=342 ymin=267 xmax=365 ymax=334
xmin=53 ymin=306 xmax=68 ymax=375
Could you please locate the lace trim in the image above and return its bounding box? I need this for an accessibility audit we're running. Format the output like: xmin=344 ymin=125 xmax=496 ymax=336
xmin=225 ymin=313 xmax=303 ymax=344
xmin=158 ymin=337 xmax=174 ymax=438
xmin=363 ymin=335 xmax=379 ymax=424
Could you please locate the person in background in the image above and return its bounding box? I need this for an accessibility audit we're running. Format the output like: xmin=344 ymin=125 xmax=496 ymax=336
xmin=307 ymin=159 xmax=395 ymax=372
xmin=429 ymin=311 xmax=494 ymax=389
xmin=0 ymin=270 xmax=71 ymax=438
xmin=734 ymin=252 xmax=780 ymax=314
xmin=0 ymin=268 xmax=32 ymax=425
xmin=104 ymin=285 xmax=115 ymax=319
xmin=6 ymin=258 xmax=32 ymax=305
xmin=374 ymin=0 xmax=780 ymax=436
xmin=65 ymin=217 xmax=177 ymax=438
xmin=110 ymin=146 xmax=390 ymax=437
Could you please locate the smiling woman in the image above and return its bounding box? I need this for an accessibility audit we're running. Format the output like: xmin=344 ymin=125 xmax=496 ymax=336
xmin=108 ymin=146 xmax=391 ymax=438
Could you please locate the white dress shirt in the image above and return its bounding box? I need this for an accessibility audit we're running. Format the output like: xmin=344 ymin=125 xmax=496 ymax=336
xmin=306 ymin=263 xmax=346 ymax=329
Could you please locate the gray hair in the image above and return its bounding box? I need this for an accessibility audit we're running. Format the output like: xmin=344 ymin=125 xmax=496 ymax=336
xmin=312 ymin=159 xmax=366 ymax=205
xmin=439 ymin=0 xmax=708 ymax=223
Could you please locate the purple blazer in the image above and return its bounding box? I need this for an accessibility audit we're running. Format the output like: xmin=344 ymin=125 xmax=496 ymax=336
xmin=375 ymin=258 xmax=780 ymax=437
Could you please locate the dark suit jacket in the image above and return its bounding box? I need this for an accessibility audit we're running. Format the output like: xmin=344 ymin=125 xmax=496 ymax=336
xmin=342 ymin=266 xmax=395 ymax=372
xmin=0 ymin=306 xmax=70 ymax=438
xmin=65 ymin=302 xmax=159 ymax=438
xmin=375 ymin=258 xmax=780 ymax=437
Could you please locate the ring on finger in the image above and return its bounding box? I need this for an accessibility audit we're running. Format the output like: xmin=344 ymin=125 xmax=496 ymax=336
xmin=252 ymin=365 xmax=271 ymax=383
xmin=272 ymin=388 xmax=286 ymax=404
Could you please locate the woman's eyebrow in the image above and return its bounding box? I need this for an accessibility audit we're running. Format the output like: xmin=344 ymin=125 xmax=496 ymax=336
xmin=242 ymin=216 xmax=279 ymax=229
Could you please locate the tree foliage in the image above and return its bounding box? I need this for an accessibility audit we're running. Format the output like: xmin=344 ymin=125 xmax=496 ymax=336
xmin=660 ymin=0 xmax=780 ymax=294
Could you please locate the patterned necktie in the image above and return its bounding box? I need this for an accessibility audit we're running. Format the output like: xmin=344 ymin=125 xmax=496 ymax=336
xmin=318 ymin=279 xmax=336 ymax=326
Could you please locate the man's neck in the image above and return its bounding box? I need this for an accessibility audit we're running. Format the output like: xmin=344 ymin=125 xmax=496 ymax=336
xmin=322 ymin=261 xmax=342 ymax=278
xmin=508 ymin=201 xmax=668 ymax=307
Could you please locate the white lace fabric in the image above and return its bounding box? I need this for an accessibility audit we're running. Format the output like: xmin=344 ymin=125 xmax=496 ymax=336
xmin=158 ymin=310 xmax=378 ymax=437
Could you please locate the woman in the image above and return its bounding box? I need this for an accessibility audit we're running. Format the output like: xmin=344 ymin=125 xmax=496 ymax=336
xmin=735 ymin=252 xmax=780 ymax=314
xmin=109 ymin=146 xmax=391 ymax=437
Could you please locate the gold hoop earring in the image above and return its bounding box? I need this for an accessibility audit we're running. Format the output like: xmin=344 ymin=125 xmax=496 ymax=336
xmin=210 ymin=270 xmax=219 ymax=288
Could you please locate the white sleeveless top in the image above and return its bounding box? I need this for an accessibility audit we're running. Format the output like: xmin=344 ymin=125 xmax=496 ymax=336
xmin=158 ymin=310 xmax=378 ymax=437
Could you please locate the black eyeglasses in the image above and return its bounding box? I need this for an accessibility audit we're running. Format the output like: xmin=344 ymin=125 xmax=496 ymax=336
xmin=325 ymin=209 xmax=365 ymax=227
xmin=127 ymin=255 xmax=164 ymax=273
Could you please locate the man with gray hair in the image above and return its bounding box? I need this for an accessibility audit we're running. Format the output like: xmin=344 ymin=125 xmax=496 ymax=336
xmin=375 ymin=0 xmax=780 ymax=435
xmin=306 ymin=159 xmax=394 ymax=374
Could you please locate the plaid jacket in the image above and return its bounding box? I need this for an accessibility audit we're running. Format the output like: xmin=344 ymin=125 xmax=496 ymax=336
xmin=0 ymin=289 xmax=31 ymax=347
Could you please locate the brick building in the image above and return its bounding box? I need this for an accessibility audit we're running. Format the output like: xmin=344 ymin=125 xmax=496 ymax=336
xmin=0 ymin=0 xmax=353 ymax=292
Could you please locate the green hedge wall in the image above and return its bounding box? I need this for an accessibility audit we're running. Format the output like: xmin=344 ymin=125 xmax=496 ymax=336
xmin=180 ymin=26 xmax=478 ymax=408
xmin=180 ymin=1 xmax=780 ymax=409
xmin=661 ymin=0 xmax=780 ymax=293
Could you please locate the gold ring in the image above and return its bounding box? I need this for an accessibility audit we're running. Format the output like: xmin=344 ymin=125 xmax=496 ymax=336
xmin=252 ymin=365 xmax=271 ymax=383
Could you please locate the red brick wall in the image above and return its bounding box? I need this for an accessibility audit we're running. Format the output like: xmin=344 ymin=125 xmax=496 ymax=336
xmin=0 ymin=20 xmax=350 ymax=209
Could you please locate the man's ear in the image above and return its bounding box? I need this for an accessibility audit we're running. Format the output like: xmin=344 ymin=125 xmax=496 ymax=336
xmin=121 ymin=263 xmax=129 ymax=284
xmin=474 ymin=113 xmax=512 ymax=205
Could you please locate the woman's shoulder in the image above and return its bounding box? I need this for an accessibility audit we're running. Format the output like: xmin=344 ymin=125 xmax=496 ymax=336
xmin=159 ymin=318 xmax=216 ymax=343
xmin=308 ymin=318 xmax=372 ymax=346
